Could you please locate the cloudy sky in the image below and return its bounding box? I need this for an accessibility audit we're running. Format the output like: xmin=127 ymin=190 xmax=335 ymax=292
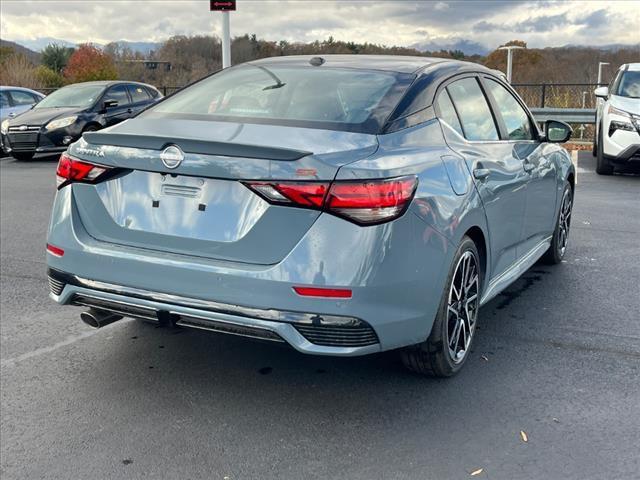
xmin=1 ymin=0 xmax=638 ymax=52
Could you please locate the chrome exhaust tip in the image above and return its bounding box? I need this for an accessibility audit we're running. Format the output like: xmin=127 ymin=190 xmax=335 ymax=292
xmin=80 ymin=308 xmax=123 ymax=329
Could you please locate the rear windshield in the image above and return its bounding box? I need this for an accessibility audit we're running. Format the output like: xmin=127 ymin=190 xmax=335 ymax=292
xmin=143 ymin=64 xmax=415 ymax=134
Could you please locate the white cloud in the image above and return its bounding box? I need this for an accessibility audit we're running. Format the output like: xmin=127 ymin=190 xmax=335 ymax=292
xmin=0 ymin=0 xmax=638 ymax=50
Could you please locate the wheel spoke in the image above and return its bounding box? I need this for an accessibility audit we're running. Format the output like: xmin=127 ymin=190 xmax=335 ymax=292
xmin=451 ymin=283 xmax=462 ymax=301
xmin=466 ymin=273 xmax=478 ymax=293
xmin=449 ymin=319 xmax=462 ymax=349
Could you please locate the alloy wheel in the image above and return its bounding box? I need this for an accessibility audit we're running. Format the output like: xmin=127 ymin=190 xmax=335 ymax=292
xmin=557 ymin=189 xmax=573 ymax=256
xmin=446 ymin=250 xmax=480 ymax=364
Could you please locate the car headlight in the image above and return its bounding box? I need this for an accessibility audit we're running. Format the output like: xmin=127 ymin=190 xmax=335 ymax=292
xmin=45 ymin=116 xmax=78 ymax=131
xmin=0 ymin=119 xmax=9 ymax=135
xmin=607 ymin=105 xmax=631 ymax=118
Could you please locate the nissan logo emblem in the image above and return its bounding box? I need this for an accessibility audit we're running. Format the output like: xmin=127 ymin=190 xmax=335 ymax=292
xmin=160 ymin=145 xmax=184 ymax=169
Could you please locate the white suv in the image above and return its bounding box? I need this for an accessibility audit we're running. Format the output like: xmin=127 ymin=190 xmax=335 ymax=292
xmin=593 ymin=63 xmax=640 ymax=175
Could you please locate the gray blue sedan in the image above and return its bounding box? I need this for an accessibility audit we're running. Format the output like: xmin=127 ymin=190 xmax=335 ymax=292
xmin=46 ymin=55 xmax=574 ymax=376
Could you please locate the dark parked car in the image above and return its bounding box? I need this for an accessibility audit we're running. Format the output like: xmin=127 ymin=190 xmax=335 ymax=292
xmin=1 ymin=81 xmax=161 ymax=161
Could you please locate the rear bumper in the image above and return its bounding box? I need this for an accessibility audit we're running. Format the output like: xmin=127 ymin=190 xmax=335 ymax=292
xmin=48 ymin=268 xmax=380 ymax=356
xmin=46 ymin=184 xmax=453 ymax=354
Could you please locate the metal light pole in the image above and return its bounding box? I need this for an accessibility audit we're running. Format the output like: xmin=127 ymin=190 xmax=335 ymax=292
xmin=210 ymin=1 xmax=236 ymax=69
xmin=579 ymin=91 xmax=588 ymax=139
xmin=498 ymin=45 xmax=524 ymax=83
xmin=597 ymin=62 xmax=609 ymax=85
xmin=221 ymin=11 xmax=231 ymax=68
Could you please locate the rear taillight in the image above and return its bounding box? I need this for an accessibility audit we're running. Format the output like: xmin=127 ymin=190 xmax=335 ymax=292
xmin=244 ymin=176 xmax=417 ymax=225
xmin=56 ymin=153 xmax=110 ymax=189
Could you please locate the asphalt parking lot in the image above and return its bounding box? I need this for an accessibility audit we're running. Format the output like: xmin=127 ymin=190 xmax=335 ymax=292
xmin=1 ymin=151 xmax=638 ymax=480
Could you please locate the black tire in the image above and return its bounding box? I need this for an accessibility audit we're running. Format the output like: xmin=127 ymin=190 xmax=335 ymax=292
xmin=596 ymin=125 xmax=614 ymax=175
xmin=541 ymin=183 xmax=573 ymax=265
xmin=401 ymin=236 xmax=482 ymax=377
xmin=11 ymin=152 xmax=34 ymax=162
xmin=83 ymin=125 xmax=99 ymax=133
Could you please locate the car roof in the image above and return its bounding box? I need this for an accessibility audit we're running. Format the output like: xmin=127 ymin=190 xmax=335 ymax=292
xmin=58 ymin=80 xmax=157 ymax=89
xmin=622 ymin=63 xmax=640 ymax=72
xmin=247 ymin=54 xmax=451 ymax=74
xmin=0 ymin=86 xmax=43 ymax=94
xmin=247 ymin=54 xmax=497 ymax=77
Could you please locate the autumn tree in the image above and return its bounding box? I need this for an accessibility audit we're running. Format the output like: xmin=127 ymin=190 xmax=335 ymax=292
xmin=484 ymin=40 xmax=542 ymax=83
xmin=35 ymin=65 xmax=66 ymax=88
xmin=63 ymin=44 xmax=118 ymax=83
xmin=0 ymin=54 xmax=43 ymax=89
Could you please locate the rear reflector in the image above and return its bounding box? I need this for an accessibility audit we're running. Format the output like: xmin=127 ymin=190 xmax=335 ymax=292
xmin=244 ymin=175 xmax=417 ymax=225
xmin=293 ymin=286 xmax=352 ymax=298
xmin=56 ymin=153 xmax=110 ymax=189
xmin=46 ymin=244 xmax=64 ymax=257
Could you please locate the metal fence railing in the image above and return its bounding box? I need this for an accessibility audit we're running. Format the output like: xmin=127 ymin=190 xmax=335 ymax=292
xmin=511 ymin=83 xmax=606 ymax=109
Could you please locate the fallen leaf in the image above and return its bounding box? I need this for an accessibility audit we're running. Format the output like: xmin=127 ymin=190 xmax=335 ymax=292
xmin=470 ymin=468 xmax=483 ymax=476
xmin=520 ymin=430 xmax=528 ymax=442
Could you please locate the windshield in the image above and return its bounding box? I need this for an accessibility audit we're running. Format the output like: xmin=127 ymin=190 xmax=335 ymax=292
xmin=144 ymin=64 xmax=414 ymax=134
xmin=35 ymin=84 xmax=105 ymax=109
xmin=614 ymin=70 xmax=640 ymax=98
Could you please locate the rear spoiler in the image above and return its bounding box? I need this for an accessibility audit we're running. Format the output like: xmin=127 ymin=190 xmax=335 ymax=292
xmin=83 ymin=132 xmax=312 ymax=161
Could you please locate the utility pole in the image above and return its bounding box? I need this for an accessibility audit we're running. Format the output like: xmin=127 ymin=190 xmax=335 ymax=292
xmin=210 ymin=1 xmax=236 ymax=69
xmin=597 ymin=62 xmax=609 ymax=85
xmin=498 ymin=45 xmax=524 ymax=83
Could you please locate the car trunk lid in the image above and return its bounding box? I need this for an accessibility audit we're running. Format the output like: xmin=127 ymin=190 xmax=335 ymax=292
xmin=69 ymin=118 xmax=377 ymax=265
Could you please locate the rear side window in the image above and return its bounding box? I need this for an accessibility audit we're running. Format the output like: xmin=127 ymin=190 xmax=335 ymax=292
xmin=128 ymin=85 xmax=151 ymax=103
xmin=146 ymin=87 xmax=160 ymax=98
xmin=484 ymin=79 xmax=534 ymax=140
xmin=435 ymin=90 xmax=463 ymax=136
xmin=447 ymin=78 xmax=498 ymax=141
xmin=144 ymin=64 xmax=414 ymax=134
xmin=103 ymin=85 xmax=130 ymax=106
xmin=10 ymin=90 xmax=38 ymax=106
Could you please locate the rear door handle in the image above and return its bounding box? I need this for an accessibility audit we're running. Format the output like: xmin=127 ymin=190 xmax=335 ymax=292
xmin=126 ymin=108 xmax=132 ymax=114
xmin=473 ymin=168 xmax=490 ymax=180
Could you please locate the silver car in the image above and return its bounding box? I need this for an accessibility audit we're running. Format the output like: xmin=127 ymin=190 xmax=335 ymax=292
xmin=46 ymin=55 xmax=575 ymax=376
xmin=1 ymin=86 xmax=45 ymax=152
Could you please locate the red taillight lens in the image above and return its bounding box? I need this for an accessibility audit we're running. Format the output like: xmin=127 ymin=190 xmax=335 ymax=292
xmin=293 ymin=286 xmax=352 ymax=298
xmin=326 ymin=176 xmax=417 ymax=224
xmin=56 ymin=153 xmax=109 ymax=189
xmin=244 ymin=176 xmax=417 ymax=225
xmin=244 ymin=181 xmax=329 ymax=207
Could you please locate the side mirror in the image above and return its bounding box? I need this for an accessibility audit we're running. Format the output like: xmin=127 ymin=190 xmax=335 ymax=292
xmin=594 ymin=86 xmax=609 ymax=99
xmin=103 ymin=100 xmax=119 ymax=110
xmin=544 ymin=120 xmax=572 ymax=143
